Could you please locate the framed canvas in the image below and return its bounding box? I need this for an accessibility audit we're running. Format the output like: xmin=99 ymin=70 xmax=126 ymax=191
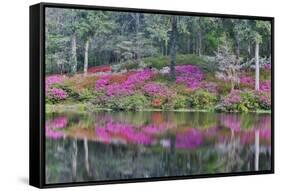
xmin=29 ymin=2 xmax=274 ymax=188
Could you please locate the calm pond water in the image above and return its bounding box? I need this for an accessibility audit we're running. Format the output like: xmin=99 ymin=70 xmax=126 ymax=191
xmin=45 ymin=111 xmax=271 ymax=184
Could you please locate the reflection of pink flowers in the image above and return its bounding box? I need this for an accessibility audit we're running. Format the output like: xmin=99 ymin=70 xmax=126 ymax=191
xmin=47 ymin=116 xmax=68 ymax=128
xmin=45 ymin=116 xmax=68 ymax=139
xmin=220 ymin=114 xmax=241 ymax=132
xmin=96 ymin=122 xmax=153 ymax=145
xmin=142 ymin=124 xmax=165 ymax=134
xmin=95 ymin=120 xmax=169 ymax=145
xmin=96 ymin=128 xmax=111 ymax=143
xmin=176 ymin=128 xmax=203 ymax=149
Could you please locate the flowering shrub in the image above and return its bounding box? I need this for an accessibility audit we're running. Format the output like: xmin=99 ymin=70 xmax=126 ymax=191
xmin=217 ymin=90 xmax=265 ymax=112
xmin=143 ymin=82 xmax=169 ymax=97
xmin=95 ymin=70 xmax=154 ymax=97
xmin=256 ymin=91 xmax=271 ymax=110
xmin=95 ymin=75 xmax=110 ymax=90
xmin=175 ymin=65 xmax=204 ymax=89
xmin=45 ymin=75 xmax=64 ymax=90
xmin=88 ymin=66 xmax=111 ymax=73
xmin=240 ymin=76 xmax=254 ymax=87
xmin=200 ymin=81 xmax=218 ymax=94
xmin=151 ymin=98 xmax=164 ymax=108
xmin=45 ymin=75 xmax=68 ymax=103
xmin=260 ymin=80 xmax=271 ymax=92
xmin=46 ymin=87 xmax=68 ymax=103
xmin=240 ymin=76 xmax=271 ymax=92
xmin=264 ymin=63 xmax=271 ymax=71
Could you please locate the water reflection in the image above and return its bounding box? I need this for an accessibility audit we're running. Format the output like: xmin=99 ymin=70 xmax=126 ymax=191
xmin=45 ymin=112 xmax=271 ymax=184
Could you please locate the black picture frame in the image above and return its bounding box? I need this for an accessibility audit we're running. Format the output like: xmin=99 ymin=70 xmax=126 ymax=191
xmin=30 ymin=2 xmax=274 ymax=188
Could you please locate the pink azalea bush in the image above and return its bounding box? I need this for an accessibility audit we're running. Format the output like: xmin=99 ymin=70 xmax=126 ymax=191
xmin=46 ymin=87 xmax=68 ymax=100
xmin=143 ymin=82 xmax=170 ymax=97
xmin=175 ymin=65 xmax=204 ymax=89
xmin=240 ymin=75 xmax=271 ymax=92
xmin=95 ymin=69 xmax=154 ymax=97
xmin=222 ymin=90 xmax=241 ymax=107
xmin=264 ymin=63 xmax=271 ymax=71
xmin=45 ymin=75 xmax=68 ymax=102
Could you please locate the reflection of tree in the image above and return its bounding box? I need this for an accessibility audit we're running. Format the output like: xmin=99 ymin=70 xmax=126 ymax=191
xmin=216 ymin=133 xmax=244 ymax=172
xmin=255 ymin=130 xmax=260 ymax=171
xmin=71 ymin=138 xmax=77 ymax=181
xmin=84 ymin=138 xmax=92 ymax=176
xmin=45 ymin=112 xmax=271 ymax=183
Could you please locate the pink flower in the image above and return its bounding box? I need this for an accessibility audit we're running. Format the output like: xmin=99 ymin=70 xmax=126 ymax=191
xmin=47 ymin=88 xmax=68 ymax=100
xmin=143 ymin=82 xmax=169 ymax=97
xmin=175 ymin=65 xmax=204 ymax=89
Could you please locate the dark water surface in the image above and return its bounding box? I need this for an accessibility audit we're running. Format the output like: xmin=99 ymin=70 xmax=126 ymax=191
xmin=45 ymin=111 xmax=271 ymax=184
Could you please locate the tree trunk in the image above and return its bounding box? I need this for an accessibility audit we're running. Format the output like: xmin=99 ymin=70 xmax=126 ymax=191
xmin=84 ymin=38 xmax=90 ymax=74
xmin=165 ymin=39 xmax=168 ymax=56
xmin=187 ymin=38 xmax=191 ymax=54
xmin=170 ymin=16 xmax=177 ymax=80
xmin=255 ymin=41 xmax=260 ymax=91
xmin=71 ymin=33 xmax=77 ymax=74
xmin=235 ymin=36 xmax=240 ymax=65
xmin=135 ymin=13 xmax=140 ymax=60
xmin=198 ymin=31 xmax=202 ymax=56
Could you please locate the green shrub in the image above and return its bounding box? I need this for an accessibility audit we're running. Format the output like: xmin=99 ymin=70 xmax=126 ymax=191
xmin=173 ymin=95 xmax=187 ymax=109
xmin=143 ymin=54 xmax=207 ymax=70
xmin=176 ymin=54 xmax=206 ymax=65
xmin=216 ymin=81 xmax=232 ymax=95
xmin=188 ymin=90 xmax=217 ymax=110
xmin=105 ymin=94 xmax=149 ymax=111
xmin=121 ymin=61 xmax=139 ymax=70
xmin=144 ymin=55 xmax=169 ymax=69
xmin=78 ymin=89 xmax=95 ymax=102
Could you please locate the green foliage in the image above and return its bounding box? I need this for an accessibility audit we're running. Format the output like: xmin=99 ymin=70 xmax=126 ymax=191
xmin=144 ymin=54 xmax=207 ymax=70
xmin=188 ymin=90 xmax=217 ymax=110
xmin=105 ymin=94 xmax=149 ymax=111
xmin=173 ymin=95 xmax=187 ymax=109
xmin=78 ymin=89 xmax=95 ymax=102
